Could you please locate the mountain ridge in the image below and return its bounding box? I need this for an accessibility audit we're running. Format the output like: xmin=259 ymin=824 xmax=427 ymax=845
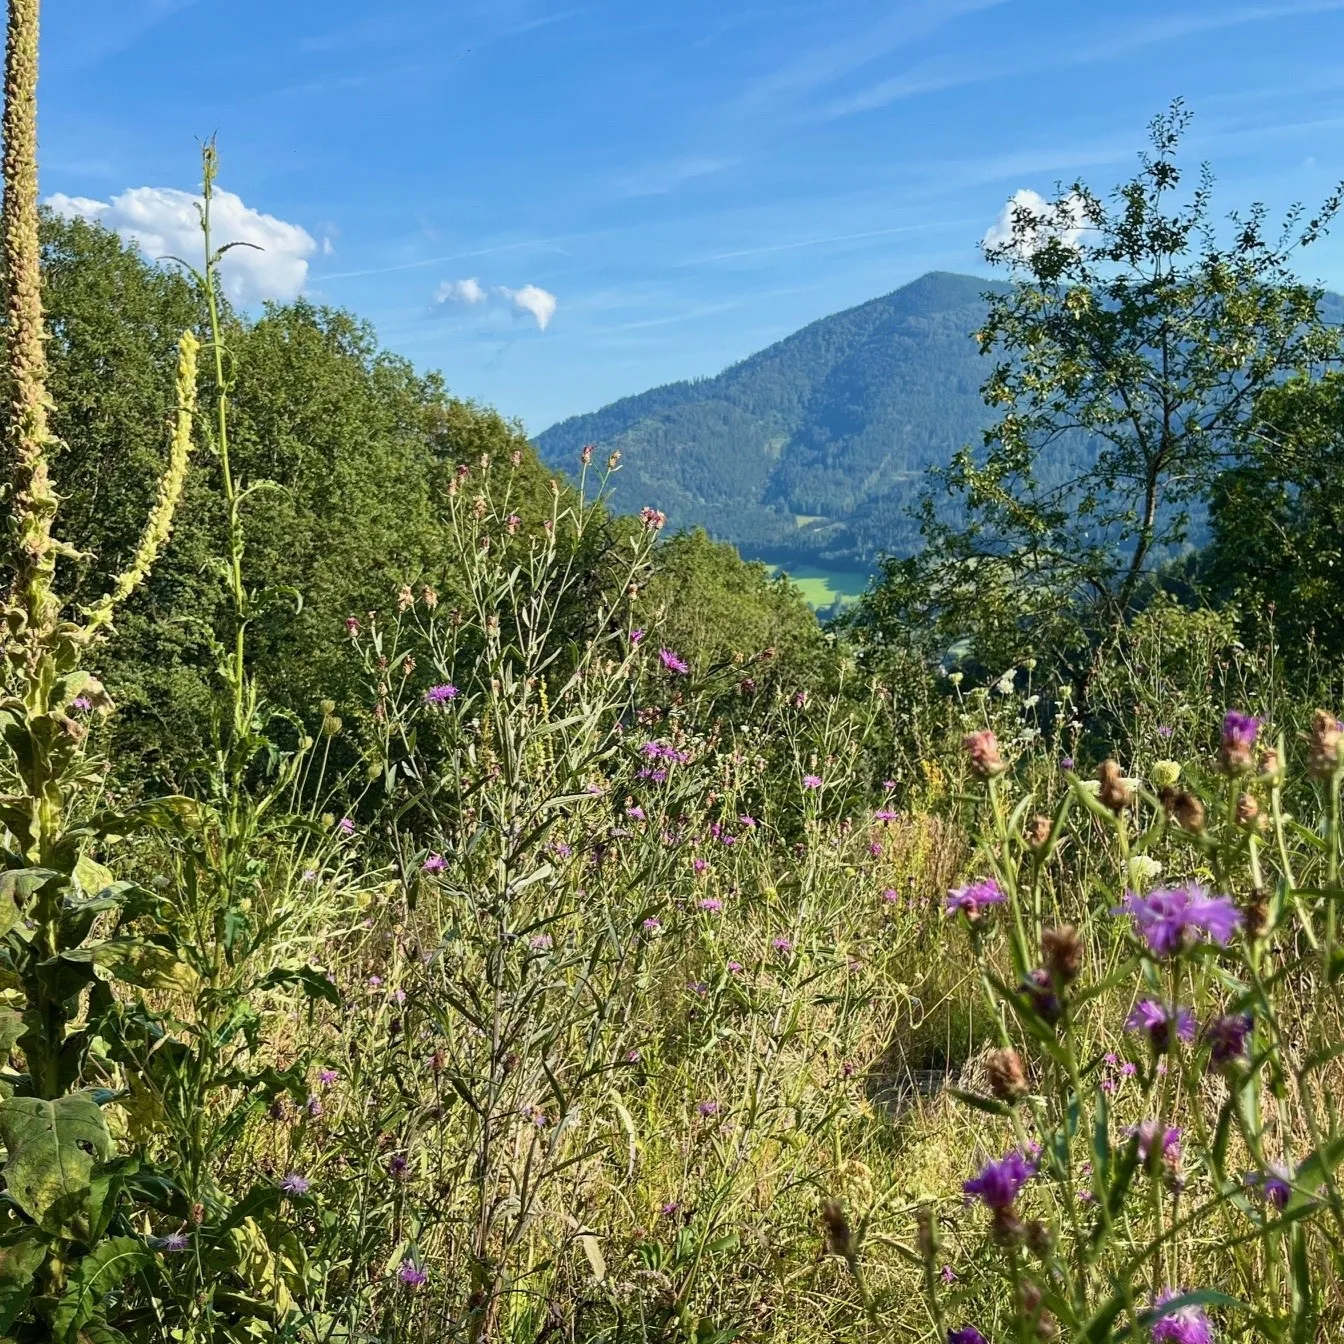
xmin=533 ymin=271 xmax=1010 ymax=563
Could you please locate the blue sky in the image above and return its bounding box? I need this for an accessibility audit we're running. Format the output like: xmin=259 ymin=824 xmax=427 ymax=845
xmin=35 ymin=0 xmax=1344 ymax=432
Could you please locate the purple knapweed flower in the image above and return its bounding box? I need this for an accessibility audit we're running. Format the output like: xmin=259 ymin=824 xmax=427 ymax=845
xmin=367 ymin=975 xmax=383 ymax=988
xmin=72 ymin=695 xmax=92 ymax=711
xmin=1133 ymin=1121 xmax=1182 ymax=1167
xmin=529 ymin=933 xmax=553 ymax=951
xmin=802 ymin=774 xmax=823 ymax=789
xmin=1060 ymin=756 xmax=1075 ymax=771
xmin=696 ymin=1099 xmax=720 ymax=1116
xmin=772 ymin=936 xmax=793 ymax=953
xmin=1157 ymin=724 xmax=1174 ymax=739
xmin=1150 ymin=1290 xmax=1214 ymax=1344
xmin=626 ymin=806 xmax=645 ymax=821
xmin=947 ymin=1330 xmax=991 ymax=1344
xmin=388 ymin=1154 xmax=409 ymax=1179
xmin=945 ymin=879 xmax=1006 ymax=918
xmin=161 ymin=1232 xmax=189 ymax=1253
xmin=1221 ymin=710 xmax=1261 ymax=773
xmin=629 ymin=628 xmax=645 ymax=645
xmin=1246 ymin=1163 xmax=1292 ymax=1210
xmin=280 ymin=1173 xmax=310 ymax=1196
xmin=740 ymin=814 xmax=757 ymax=829
xmin=318 ymin=1068 xmax=339 ymax=1086
xmin=881 ymin=887 xmax=899 ymax=904
xmin=398 ymin=1260 xmax=429 ymax=1287
xmin=1205 ymin=1012 xmax=1253 ymax=1067
xmin=641 ymin=917 xmax=661 ymax=934
xmin=875 ymin=808 xmax=899 ymax=822
xmin=338 ymin=817 xmax=355 ymax=837
xmin=1115 ymin=883 xmax=1241 ymax=957
xmin=963 ymin=1150 xmax=1036 ymax=1209
xmin=692 ymin=857 xmax=708 ymax=874
xmin=422 ymin=852 xmax=447 ymax=875
xmin=424 ymin=684 xmax=459 ymax=706
xmin=1125 ymin=999 xmax=1196 ymax=1051
xmin=659 ymin=648 xmax=689 ymax=674
xmin=698 ymin=898 xmax=724 ymax=913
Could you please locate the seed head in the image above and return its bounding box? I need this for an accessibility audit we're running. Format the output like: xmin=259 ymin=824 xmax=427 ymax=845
xmin=1097 ymin=759 xmax=1131 ymax=813
xmin=1041 ymin=925 xmax=1082 ymax=985
xmin=984 ymin=1047 xmax=1029 ymax=1103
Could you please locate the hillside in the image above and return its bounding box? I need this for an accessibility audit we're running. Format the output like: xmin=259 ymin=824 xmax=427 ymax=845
xmin=534 ymin=271 xmax=1012 ymax=563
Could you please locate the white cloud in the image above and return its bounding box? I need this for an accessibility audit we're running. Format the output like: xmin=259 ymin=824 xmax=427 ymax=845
xmin=501 ymin=283 xmax=557 ymax=331
xmin=982 ymin=188 xmax=1090 ymax=258
xmin=45 ymin=186 xmax=315 ymax=305
xmin=434 ymin=276 xmax=488 ymax=305
xmin=433 ymin=277 xmax=557 ymax=331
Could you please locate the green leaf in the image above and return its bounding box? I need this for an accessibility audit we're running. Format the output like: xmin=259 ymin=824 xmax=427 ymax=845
xmin=51 ymin=1236 xmax=152 ymax=1341
xmin=0 ymin=868 xmax=62 ymax=937
xmin=0 ymin=1093 xmax=114 ymax=1235
xmin=257 ymin=965 xmax=340 ymax=1007
xmin=58 ymin=939 xmax=198 ymax=994
xmin=948 ymin=1087 xmax=1010 ymax=1117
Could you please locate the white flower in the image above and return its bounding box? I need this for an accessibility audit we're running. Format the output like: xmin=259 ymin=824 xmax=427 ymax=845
xmin=995 ymin=669 xmax=1018 ymax=695
xmin=1127 ymin=855 xmax=1163 ymax=888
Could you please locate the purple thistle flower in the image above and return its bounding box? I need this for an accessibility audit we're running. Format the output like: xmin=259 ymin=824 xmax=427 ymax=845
xmin=948 ymin=1330 xmax=991 ymax=1344
xmin=161 ymin=1232 xmax=189 ymax=1253
xmin=727 ymin=959 xmax=743 ymax=973
xmin=772 ymin=936 xmax=793 ymax=953
xmin=388 ymin=1154 xmax=409 ymax=1178
xmin=962 ymin=1150 xmax=1036 ymax=1209
xmin=1115 ymin=883 xmax=1241 ymax=957
xmin=424 ymin=683 xmax=459 ymax=706
xmin=1150 ymin=1290 xmax=1214 ymax=1344
xmin=698 ymin=898 xmax=724 ymax=913
xmin=660 ymin=1200 xmax=681 ymax=1216
xmin=1133 ymin=1121 xmax=1182 ymax=1167
xmin=1060 ymin=756 xmax=1075 ymax=771
xmin=318 ymin=1068 xmax=339 ymax=1086
xmin=692 ymin=857 xmax=708 ymax=874
xmin=1246 ymin=1163 xmax=1292 ymax=1209
xmin=696 ymin=1099 xmax=720 ymax=1116
xmin=1205 ymin=1012 xmax=1253 ymax=1067
xmin=629 ymin=628 xmax=645 ymax=645
xmin=626 ymin=805 xmax=646 ymax=821
xmin=875 ymin=807 xmax=899 ymax=821
xmin=802 ymin=773 xmax=823 ymax=789
xmin=1221 ymin=709 xmax=1261 ymax=772
xmin=398 ymin=1260 xmax=429 ymax=1287
xmin=659 ymin=648 xmax=689 ymax=674
xmin=1125 ymin=999 xmax=1197 ymax=1051
xmin=881 ymin=887 xmax=899 ymax=904
xmin=422 ymin=852 xmax=447 ymax=874
xmin=1157 ymin=724 xmax=1174 ymax=739
xmin=279 ymin=1173 xmax=310 ymax=1196
xmin=72 ymin=695 xmax=92 ymax=711
xmin=641 ymin=917 xmax=661 ymax=934
xmin=945 ymin=879 xmax=1006 ymax=917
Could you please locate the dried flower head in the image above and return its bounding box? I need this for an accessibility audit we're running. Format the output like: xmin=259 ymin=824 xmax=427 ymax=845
xmin=1041 ymin=925 xmax=1082 ymax=984
xmin=1307 ymin=709 xmax=1343 ymax=779
xmin=1097 ymin=759 xmax=1132 ymax=813
xmin=984 ymin=1047 xmax=1029 ymax=1103
xmin=963 ymin=729 xmax=1007 ymax=780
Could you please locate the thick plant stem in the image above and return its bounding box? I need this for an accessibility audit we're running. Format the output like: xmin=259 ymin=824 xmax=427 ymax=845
xmin=2 ymin=0 xmax=58 ymax=643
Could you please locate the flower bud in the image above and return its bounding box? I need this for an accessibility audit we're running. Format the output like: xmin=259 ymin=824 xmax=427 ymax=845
xmin=1151 ymin=759 xmax=1181 ymax=790
xmin=1041 ymin=925 xmax=1082 ymax=985
xmin=1097 ymin=760 xmax=1131 ymax=813
xmin=1307 ymin=710 xmax=1343 ymax=779
xmin=1235 ymin=792 xmax=1262 ymax=830
xmin=821 ymin=1199 xmax=854 ymax=1259
xmin=1161 ymin=788 xmax=1205 ymax=833
xmin=964 ymin=728 xmax=1007 ymax=780
xmin=1025 ymin=814 xmax=1051 ymax=849
xmin=985 ymin=1048 xmax=1029 ymax=1103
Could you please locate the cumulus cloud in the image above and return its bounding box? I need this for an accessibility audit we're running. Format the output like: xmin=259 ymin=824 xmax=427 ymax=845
xmin=434 ymin=277 xmax=488 ymax=305
xmin=433 ymin=278 xmax=558 ymax=331
xmin=982 ymin=188 xmax=1090 ymax=259
xmin=501 ymin=284 xmax=557 ymax=331
xmin=45 ymin=186 xmax=316 ymax=305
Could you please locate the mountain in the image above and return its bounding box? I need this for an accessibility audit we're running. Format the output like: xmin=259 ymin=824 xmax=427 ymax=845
xmin=534 ymin=271 xmax=1013 ymax=564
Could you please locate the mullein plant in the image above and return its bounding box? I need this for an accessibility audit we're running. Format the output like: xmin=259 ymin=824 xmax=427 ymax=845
xmin=923 ymin=709 xmax=1344 ymax=1343
xmin=0 ymin=6 xmax=339 ymax=1336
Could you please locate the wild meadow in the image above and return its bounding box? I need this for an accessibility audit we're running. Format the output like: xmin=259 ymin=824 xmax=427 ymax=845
xmin=5 ymin=4 xmax=1344 ymax=1342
